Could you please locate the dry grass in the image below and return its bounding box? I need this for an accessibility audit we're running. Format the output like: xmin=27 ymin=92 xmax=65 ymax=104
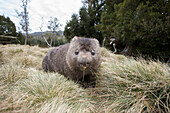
xmin=0 ymin=44 xmax=169 ymax=113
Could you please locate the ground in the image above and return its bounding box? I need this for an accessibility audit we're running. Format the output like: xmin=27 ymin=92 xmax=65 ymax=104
xmin=0 ymin=44 xmax=169 ymax=113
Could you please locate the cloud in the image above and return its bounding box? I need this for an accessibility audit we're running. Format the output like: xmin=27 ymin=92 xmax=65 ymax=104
xmin=28 ymin=0 xmax=83 ymax=32
xmin=0 ymin=0 xmax=83 ymax=32
xmin=0 ymin=0 xmax=21 ymax=29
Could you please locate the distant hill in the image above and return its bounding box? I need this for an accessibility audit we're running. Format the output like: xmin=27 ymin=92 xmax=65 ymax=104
xmin=27 ymin=30 xmax=64 ymax=39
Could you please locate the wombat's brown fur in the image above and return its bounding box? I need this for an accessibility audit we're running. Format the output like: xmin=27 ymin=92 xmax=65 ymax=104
xmin=42 ymin=36 xmax=102 ymax=87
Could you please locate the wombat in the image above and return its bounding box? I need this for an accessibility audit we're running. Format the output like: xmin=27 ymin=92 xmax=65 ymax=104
xmin=42 ymin=36 xmax=102 ymax=87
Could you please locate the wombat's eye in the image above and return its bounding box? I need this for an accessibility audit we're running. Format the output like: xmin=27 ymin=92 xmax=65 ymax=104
xmin=75 ymin=50 xmax=79 ymax=55
xmin=91 ymin=50 xmax=95 ymax=56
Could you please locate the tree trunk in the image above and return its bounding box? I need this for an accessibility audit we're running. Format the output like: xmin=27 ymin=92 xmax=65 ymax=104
xmin=102 ymin=37 xmax=106 ymax=47
xmin=121 ymin=44 xmax=133 ymax=56
xmin=16 ymin=0 xmax=30 ymax=45
xmin=24 ymin=32 xmax=28 ymax=45
xmin=43 ymin=36 xmax=51 ymax=47
xmin=50 ymin=38 xmax=53 ymax=46
xmin=24 ymin=1 xmax=29 ymax=45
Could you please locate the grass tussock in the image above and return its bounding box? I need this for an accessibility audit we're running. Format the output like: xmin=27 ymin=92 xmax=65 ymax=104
xmin=10 ymin=69 xmax=94 ymax=112
xmin=0 ymin=44 xmax=169 ymax=113
xmin=0 ymin=62 xmax=27 ymax=84
xmin=95 ymin=51 xmax=170 ymax=113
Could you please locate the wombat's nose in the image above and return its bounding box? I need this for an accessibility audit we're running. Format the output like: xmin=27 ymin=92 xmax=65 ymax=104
xmin=78 ymin=54 xmax=92 ymax=69
xmin=79 ymin=57 xmax=91 ymax=69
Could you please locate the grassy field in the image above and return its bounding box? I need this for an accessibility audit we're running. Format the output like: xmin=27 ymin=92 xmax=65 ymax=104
xmin=0 ymin=44 xmax=169 ymax=113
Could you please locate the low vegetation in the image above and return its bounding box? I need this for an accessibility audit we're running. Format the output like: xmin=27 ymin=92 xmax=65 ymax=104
xmin=0 ymin=44 xmax=169 ymax=113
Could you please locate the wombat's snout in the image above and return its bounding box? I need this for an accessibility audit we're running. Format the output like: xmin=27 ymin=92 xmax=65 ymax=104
xmin=78 ymin=55 xmax=92 ymax=69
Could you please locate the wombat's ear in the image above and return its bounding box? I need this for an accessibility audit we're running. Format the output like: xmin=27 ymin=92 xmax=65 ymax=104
xmin=92 ymin=38 xmax=100 ymax=45
xmin=71 ymin=36 xmax=80 ymax=42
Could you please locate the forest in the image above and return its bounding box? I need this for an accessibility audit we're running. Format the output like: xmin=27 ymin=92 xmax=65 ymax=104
xmin=64 ymin=0 xmax=170 ymax=61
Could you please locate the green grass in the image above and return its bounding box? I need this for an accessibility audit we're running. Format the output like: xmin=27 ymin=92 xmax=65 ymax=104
xmin=0 ymin=44 xmax=169 ymax=113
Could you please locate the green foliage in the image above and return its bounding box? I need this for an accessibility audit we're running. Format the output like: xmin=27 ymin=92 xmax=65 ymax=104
xmin=0 ymin=15 xmax=16 ymax=36
xmin=79 ymin=7 xmax=91 ymax=36
xmin=16 ymin=32 xmax=25 ymax=44
xmin=64 ymin=0 xmax=105 ymax=44
xmin=64 ymin=14 xmax=80 ymax=41
xmin=0 ymin=15 xmax=25 ymax=45
xmin=100 ymin=0 xmax=170 ymax=59
xmin=28 ymin=35 xmax=66 ymax=47
xmin=28 ymin=37 xmax=47 ymax=47
xmin=47 ymin=17 xmax=61 ymax=32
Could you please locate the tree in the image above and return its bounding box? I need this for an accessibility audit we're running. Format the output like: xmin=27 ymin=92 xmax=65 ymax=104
xmin=0 ymin=15 xmax=25 ymax=44
xmin=100 ymin=0 xmax=170 ymax=59
xmin=39 ymin=17 xmax=52 ymax=47
xmin=64 ymin=7 xmax=91 ymax=42
xmin=133 ymin=0 xmax=170 ymax=58
xmin=16 ymin=0 xmax=30 ymax=45
xmin=79 ymin=7 xmax=90 ymax=36
xmin=112 ymin=0 xmax=140 ymax=55
xmin=47 ymin=17 xmax=61 ymax=46
xmin=87 ymin=0 xmax=105 ymax=43
xmin=99 ymin=0 xmax=125 ymax=51
xmin=64 ymin=14 xmax=81 ymax=41
xmin=0 ymin=15 xmax=17 ymax=36
xmin=64 ymin=0 xmax=105 ymax=44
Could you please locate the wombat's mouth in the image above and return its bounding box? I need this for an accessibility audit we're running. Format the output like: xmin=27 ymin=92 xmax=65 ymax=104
xmin=79 ymin=63 xmax=90 ymax=70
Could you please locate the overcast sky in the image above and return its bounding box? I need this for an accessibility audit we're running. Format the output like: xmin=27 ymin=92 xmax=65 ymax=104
xmin=0 ymin=0 xmax=83 ymax=33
